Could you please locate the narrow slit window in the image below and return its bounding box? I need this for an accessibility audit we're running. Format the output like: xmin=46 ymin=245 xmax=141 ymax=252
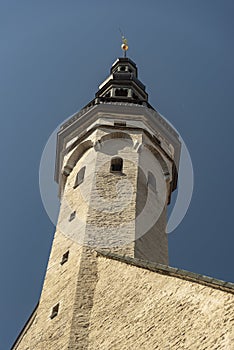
xmin=69 ymin=211 xmax=76 ymax=222
xmin=50 ymin=303 xmax=59 ymax=319
xmin=114 ymin=121 xmax=126 ymax=127
xmin=74 ymin=166 xmax=86 ymax=189
xmin=148 ymin=171 xmax=156 ymax=192
xmin=60 ymin=251 xmax=69 ymax=265
xmin=110 ymin=157 xmax=123 ymax=173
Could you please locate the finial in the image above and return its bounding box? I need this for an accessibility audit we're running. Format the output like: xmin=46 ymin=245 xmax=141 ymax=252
xmin=119 ymin=28 xmax=129 ymax=57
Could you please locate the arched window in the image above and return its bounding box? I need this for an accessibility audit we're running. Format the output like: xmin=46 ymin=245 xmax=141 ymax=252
xmin=73 ymin=166 xmax=86 ymax=188
xmin=110 ymin=157 xmax=123 ymax=173
xmin=148 ymin=171 xmax=156 ymax=192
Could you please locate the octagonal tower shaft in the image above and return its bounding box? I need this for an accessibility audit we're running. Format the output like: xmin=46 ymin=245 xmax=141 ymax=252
xmin=54 ymin=57 xmax=181 ymax=263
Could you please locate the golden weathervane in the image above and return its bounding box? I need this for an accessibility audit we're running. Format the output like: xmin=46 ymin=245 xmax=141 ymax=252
xmin=119 ymin=28 xmax=129 ymax=57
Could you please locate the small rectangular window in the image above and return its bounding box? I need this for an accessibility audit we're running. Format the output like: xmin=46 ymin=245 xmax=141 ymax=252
xmin=114 ymin=121 xmax=126 ymax=127
xmin=50 ymin=303 xmax=59 ymax=319
xmin=60 ymin=251 xmax=69 ymax=265
xmin=69 ymin=211 xmax=76 ymax=222
xmin=73 ymin=166 xmax=86 ymax=189
xmin=148 ymin=171 xmax=157 ymax=192
xmin=110 ymin=157 xmax=123 ymax=173
xmin=115 ymin=88 xmax=128 ymax=97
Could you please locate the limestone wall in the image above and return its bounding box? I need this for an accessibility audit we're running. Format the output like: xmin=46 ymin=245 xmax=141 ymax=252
xmin=12 ymin=231 xmax=84 ymax=350
xmin=88 ymin=256 xmax=234 ymax=350
xmin=12 ymin=250 xmax=234 ymax=350
xmin=60 ymin=125 xmax=171 ymax=261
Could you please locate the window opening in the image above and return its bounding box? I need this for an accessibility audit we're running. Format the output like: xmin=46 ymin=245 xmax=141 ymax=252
xmin=132 ymin=92 xmax=138 ymax=100
xmin=115 ymin=88 xmax=128 ymax=97
xmin=74 ymin=166 xmax=86 ymax=188
xmin=114 ymin=121 xmax=126 ymax=127
xmin=148 ymin=171 xmax=157 ymax=192
xmin=110 ymin=157 xmax=123 ymax=173
xmin=50 ymin=303 xmax=59 ymax=319
xmin=60 ymin=251 xmax=69 ymax=265
xmin=69 ymin=211 xmax=76 ymax=222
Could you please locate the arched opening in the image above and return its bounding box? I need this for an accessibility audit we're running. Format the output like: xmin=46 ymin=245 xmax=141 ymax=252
xmin=100 ymin=131 xmax=133 ymax=144
xmin=110 ymin=157 xmax=123 ymax=173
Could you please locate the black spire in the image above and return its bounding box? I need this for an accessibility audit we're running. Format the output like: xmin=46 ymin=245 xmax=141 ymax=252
xmin=95 ymin=57 xmax=151 ymax=108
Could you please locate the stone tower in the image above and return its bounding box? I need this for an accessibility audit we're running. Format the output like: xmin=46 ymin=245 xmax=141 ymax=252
xmin=54 ymin=57 xmax=181 ymax=263
xmin=12 ymin=57 xmax=182 ymax=349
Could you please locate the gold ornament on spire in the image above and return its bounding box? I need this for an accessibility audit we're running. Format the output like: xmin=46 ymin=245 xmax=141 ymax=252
xmin=121 ymin=37 xmax=128 ymax=53
xmin=119 ymin=28 xmax=128 ymax=57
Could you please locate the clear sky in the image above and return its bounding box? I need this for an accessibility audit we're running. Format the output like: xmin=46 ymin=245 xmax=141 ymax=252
xmin=1 ymin=1 xmax=234 ymax=349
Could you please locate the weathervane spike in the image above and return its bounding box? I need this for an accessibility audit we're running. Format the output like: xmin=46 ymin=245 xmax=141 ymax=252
xmin=119 ymin=28 xmax=129 ymax=57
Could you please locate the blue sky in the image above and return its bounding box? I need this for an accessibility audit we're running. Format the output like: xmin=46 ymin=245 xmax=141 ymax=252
xmin=1 ymin=1 xmax=234 ymax=348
